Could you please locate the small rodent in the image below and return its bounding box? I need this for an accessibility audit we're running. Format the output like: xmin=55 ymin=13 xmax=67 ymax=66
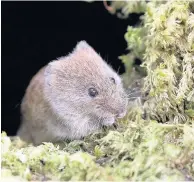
xmin=17 ymin=41 xmax=128 ymax=145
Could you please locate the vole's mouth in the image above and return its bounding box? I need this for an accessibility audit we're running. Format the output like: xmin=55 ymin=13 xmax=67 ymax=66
xmin=101 ymin=117 xmax=115 ymax=126
xmin=115 ymin=110 xmax=127 ymax=119
xmin=116 ymin=111 xmax=127 ymax=119
xmin=98 ymin=111 xmax=127 ymax=127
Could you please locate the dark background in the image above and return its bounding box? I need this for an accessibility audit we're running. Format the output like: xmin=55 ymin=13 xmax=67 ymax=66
xmin=2 ymin=1 xmax=140 ymax=135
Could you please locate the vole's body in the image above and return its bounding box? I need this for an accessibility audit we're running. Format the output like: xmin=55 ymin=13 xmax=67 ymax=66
xmin=17 ymin=41 xmax=128 ymax=145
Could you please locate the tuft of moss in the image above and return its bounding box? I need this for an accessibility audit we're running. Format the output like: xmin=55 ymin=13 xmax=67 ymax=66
xmin=119 ymin=0 xmax=194 ymax=123
xmin=2 ymin=117 xmax=194 ymax=181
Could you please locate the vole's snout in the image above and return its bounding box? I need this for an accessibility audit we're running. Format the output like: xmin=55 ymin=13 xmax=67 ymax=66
xmin=116 ymin=108 xmax=127 ymax=119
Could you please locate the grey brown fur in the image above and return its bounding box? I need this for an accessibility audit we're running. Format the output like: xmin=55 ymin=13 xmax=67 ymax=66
xmin=17 ymin=41 xmax=128 ymax=145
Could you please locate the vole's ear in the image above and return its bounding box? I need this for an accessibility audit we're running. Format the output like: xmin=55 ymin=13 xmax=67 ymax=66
xmin=44 ymin=61 xmax=58 ymax=76
xmin=44 ymin=61 xmax=59 ymax=87
xmin=74 ymin=40 xmax=94 ymax=53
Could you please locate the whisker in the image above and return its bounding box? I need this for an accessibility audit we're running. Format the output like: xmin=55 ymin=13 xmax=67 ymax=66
xmin=127 ymin=95 xmax=142 ymax=100
xmin=127 ymin=88 xmax=142 ymax=93
xmin=117 ymin=66 xmax=121 ymax=74
xmin=127 ymin=96 xmax=141 ymax=100
xmin=127 ymin=89 xmax=142 ymax=94
xmin=127 ymin=91 xmax=142 ymax=97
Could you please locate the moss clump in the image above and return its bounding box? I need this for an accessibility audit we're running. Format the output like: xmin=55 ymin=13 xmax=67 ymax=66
xmin=2 ymin=119 xmax=194 ymax=181
xmin=1 ymin=0 xmax=194 ymax=181
xmin=119 ymin=0 xmax=194 ymax=123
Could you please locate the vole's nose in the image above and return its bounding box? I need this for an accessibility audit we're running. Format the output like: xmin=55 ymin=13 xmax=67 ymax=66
xmin=116 ymin=109 xmax=127 ymax=119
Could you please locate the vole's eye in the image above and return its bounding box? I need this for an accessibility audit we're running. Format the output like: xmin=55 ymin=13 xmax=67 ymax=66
xmin=110 ymin=77 xmax=116 ymax=84
xmin=88 ymin=88 xmax=98 ymax=97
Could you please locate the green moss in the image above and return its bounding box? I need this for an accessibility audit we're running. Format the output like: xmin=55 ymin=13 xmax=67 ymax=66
xmin=2 ymin=118 xmax=194 ymax=181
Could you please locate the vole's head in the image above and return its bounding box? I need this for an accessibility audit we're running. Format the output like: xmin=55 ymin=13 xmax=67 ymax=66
xmin=44 ymin=41 xmax=128 ymax=126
